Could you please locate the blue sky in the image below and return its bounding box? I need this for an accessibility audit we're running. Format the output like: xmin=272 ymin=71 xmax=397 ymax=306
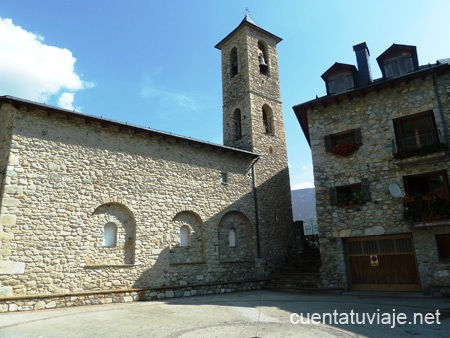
xmin=1 ymin=0 xmax=450 ymax=190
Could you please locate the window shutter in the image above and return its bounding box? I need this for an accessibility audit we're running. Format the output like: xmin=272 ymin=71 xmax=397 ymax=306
xmin=354 ymin=128 xmax=362 ymax=145
xmin=345 ymin=75 xmax=354 ymax=90
xmin=403 ymin=56 xmax=414 ymax=73
xmin=324 ymin=135 xmax=332 ymax=152
xmin=328 ymin=79 xmax=336 ymax=94
xmin=362 ymin=180 xmax=371 ymax=202
xmin=330 ymin=187 xmax=338 ymax=205
xmin=384 ymin=61 xmax=394 ymax=78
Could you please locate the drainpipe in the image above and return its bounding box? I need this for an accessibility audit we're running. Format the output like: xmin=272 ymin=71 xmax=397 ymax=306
xmin=251 ymin=157 xmax=261 ymax=259
xmin=432 ymin=71 xmax=450 ymax=150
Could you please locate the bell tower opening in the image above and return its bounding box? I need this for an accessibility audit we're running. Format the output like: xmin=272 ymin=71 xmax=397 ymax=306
xmin=258 ymin=41 xmax=269 ymax=74
xmin=230 ymin=47 xmax=238 ymax=77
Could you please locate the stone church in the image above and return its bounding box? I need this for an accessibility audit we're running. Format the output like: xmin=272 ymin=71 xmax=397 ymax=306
xmin=0 ymin=15 xmax=294 ymax=311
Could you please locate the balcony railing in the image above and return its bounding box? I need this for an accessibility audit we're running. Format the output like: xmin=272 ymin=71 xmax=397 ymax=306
xmin=403 ymin=193 xmax=450 ymax=223
xmin=393 ymin=130 xmax=447 ymax=159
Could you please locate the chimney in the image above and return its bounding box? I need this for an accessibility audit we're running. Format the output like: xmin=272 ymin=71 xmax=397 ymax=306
xmin=353 ymin=42 xmax=372 ymax=86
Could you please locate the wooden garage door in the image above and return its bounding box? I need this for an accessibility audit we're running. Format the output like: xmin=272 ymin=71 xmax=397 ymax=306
xmin=346 ymin=234 xmax=421 ymax=291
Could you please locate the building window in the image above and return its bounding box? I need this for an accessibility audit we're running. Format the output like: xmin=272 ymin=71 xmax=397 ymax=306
xmin=404 ymin=171 xmax=449 ymax=197
xmin=327 ymin=71 xmax=354 ymax=94
xmin=435 ymin=234 xmax=450 ymax=260
xmin=258 ymin=42 xmax=268 ymax=74
xmin=383 ymin=55 xmax=414 ymax=78
xmin=262 ymin=105 xmax=274 ymax=135
xmin=402 ymin=171 xmax=450 ymax=222
xmin=228 ymin=228 xmax=236 ymax=247
xmin=103 ymin=222 xmax=117 ymax=247
xmin=230 ymin=47 xmax=238 ymax=77
xmin=330 ymin=180 xmax=371 ymax=206
xmin=324 ymin=128 xmax=362 ymax=155
xmin=393 ymin=111 xmax=441 ymax=155
xmin=221 ymin=172 xmax=228 ymax=184
xmin=180 ymin=225 xmax=190 ymax=247
xmin=233 ymin=109 xmax=242 ymax=140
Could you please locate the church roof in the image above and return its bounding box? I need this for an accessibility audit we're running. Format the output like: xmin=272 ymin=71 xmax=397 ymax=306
xmin=0 ymin=95 xmax=260 ymax=159
xmin=215 ymin=15 xmax=282 ymax=50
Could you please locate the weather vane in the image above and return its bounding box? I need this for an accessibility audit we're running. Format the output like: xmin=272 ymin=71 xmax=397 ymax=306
xmin=244 ymin=7 xmax=250 ymax=15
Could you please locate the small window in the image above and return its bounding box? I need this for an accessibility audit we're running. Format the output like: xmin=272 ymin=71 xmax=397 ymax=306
xmin=180 ymin=225 xmax=190 ymax=247
xmin=228 ymin=228 xmax=236 ymax=247
xmin=103 ymin=222 xmax=117 ymax=247
xmin=262 ymin=105 xmax=274 ymax=135
xmin=324 ymin=128 xmax=362 ymax=156
xmin=330 ymin=180 xmax=371 ymax=206
xmin=230 ymin=47 xmax=238 ymax=77
xmin=436 ymin=234 xmax=450 ymax=260
xmin=233 ymin=109 xmax=242 ymax=140
xmin=221 ymin=172 xmax=228 ymax=184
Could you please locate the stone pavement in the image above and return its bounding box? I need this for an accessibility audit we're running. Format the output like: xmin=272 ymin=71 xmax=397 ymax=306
xmin=0 ymin=290 xmax=449 ymax=337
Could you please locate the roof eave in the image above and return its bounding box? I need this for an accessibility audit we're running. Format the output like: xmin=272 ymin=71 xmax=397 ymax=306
xmin=0 ymin=95 xmax=260 ymax=159
xmin=294 ymin=62 xmax=450 ymax=112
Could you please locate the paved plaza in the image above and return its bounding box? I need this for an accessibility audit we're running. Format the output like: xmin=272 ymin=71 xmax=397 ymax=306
xmin=0 ymin=290 xmax=449 ymax=337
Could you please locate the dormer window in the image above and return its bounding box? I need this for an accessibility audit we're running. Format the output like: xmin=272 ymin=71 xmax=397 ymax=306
xmin=328 ymin=71 xmax=354 ymax=94
xmin=377 ymin=44 xmax=418 ymax=78
xmin=321 ymin=63 xmax=357 ymax=95
xmin=383 ymin=54 xmax=414 ymax=78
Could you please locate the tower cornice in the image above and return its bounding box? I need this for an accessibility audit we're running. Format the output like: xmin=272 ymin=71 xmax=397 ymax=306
xmin=214 ymin=16 xmax=282 ymax=50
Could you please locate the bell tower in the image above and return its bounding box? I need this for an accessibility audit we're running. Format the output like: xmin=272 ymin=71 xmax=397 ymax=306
xmin=215 ymin=15 xmax=293 ymax=265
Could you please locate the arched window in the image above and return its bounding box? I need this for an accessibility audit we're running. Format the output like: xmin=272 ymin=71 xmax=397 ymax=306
xmin=228 ymin=227 xmax=236 ymax=247
xmin=262 ymin=105 xmax=274 ymax=135
xmin=180 ymin=225 xmax=190 ymax=247
xmin=258 ymin=42 xmax=268 ymax=74
xmin=233 ymin=109 xmax=242 ymax=140
xmin=103 ymin=222 xmax=117 ymax=247
xmin=230 ymin=47 xmax=238 ymax=77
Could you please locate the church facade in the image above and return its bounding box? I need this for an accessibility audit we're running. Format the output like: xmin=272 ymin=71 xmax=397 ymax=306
xmin=0 ymin=16 xmax=293 ymax=312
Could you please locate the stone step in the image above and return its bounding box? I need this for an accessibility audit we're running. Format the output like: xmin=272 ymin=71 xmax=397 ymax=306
xmin=265 ymin=249 xmax=322 ymax=292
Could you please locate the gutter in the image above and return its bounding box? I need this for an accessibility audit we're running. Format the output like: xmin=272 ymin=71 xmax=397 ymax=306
xmin=250 ymin=156 xmax=262 ymax=258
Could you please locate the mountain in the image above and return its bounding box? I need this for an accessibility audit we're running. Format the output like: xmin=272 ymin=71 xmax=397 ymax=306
xmin=291 ymin=188 xmax=316 ymax=221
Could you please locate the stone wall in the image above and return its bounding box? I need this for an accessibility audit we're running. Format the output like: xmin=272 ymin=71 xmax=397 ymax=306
xmin=0 ymin=100 xmax=286 ymax=309
xmin=308 ymin=71 xmax=450 ymax=292
xmin=0 ymin=280 xmax=263 ymax=312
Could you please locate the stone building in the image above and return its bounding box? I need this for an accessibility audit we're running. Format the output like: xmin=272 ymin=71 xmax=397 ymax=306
xmin=0 ymin=15 xmax=293 ymax=311
xmin=294 ymin=42 xmax=450 ymax=295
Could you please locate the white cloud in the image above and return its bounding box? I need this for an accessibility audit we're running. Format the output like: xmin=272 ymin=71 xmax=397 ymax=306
xmin=57 ymin=92 xmax=75 ymax=110
xmin=141 ymin=74 xmax=198 ymax=111
xmin=0 ymin=18 xmax=93 ymax=109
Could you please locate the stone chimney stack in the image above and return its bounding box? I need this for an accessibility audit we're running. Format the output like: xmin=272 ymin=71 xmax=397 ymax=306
xmin=353 ymin=42 xmax=372 ymax=86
